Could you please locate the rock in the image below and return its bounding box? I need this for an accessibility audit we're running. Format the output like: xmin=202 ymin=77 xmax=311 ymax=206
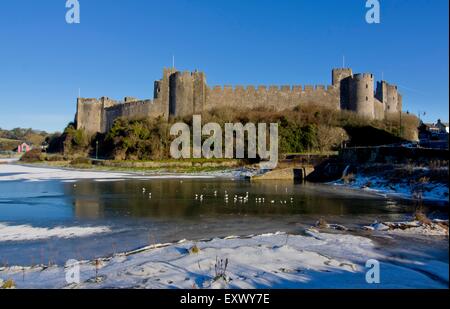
xmin=371 ymin=222 xmax=390 ymax=231
xmin=329 ymin=224 xmax=349 ymax=231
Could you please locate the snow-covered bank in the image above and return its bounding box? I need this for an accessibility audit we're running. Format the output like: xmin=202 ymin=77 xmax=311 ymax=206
xmin=0 ymin=158 xmax=19 ymax=164
xmin=0 ymin=223 xmax=111 ymax=242
xmin=331 ymin=175 xmax=449 ymax=203
xmin=0 ymin=164 xmax=236 ymax=182
xmin=0 ymin=230 xmax=447 ymax=289
xmin=363 ymin=219 xmax=449 ymax=236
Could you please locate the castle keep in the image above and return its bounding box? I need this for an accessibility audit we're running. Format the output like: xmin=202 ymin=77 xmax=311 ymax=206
xmin=76 ymin=68 xmax=403 ymax=134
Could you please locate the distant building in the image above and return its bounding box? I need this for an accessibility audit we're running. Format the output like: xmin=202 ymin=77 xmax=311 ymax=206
xmin=17 ymin=142 xmax=31 ymax=153
xmin=41 ymin=141 xmax=49 ymax=152
xmin=436 ymin=119 xmax=449 ymax=134
xmin=419 ymin=120 xmax=449 ymax=149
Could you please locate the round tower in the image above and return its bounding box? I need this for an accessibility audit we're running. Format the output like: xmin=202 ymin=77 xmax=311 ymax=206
xmin=169 ymin=71 xmax=194 ymax=118
xmin=385 ymin=84 xmax=400 ymax=114
xmin=348 ymin=73 xmax=375 ymax=119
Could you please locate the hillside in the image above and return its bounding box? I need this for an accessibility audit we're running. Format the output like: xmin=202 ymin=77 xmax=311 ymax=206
xmin=46 ymin=105 xmax=419 ymax=161
xmin=0 ymin=128 xmax=49 ymax=151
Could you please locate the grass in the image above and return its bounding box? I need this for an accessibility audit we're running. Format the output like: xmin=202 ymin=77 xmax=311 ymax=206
xmin=214 ymin=257 xmax=229 ymax=282
xmin=1 ymin=279 xmax=16 ymax=289
xmin=189 ymin=244 xmax=200 ymax=254
xmin=23 ymin=160 xmax=237 ymax=174
xmin=0 ymin=137 xmax=21 ymax=152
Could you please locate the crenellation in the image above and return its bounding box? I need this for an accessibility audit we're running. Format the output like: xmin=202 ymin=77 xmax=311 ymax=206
xmin=76 ymin=67 xmax=404 ymax=133
xmin=292 ymin=85 xmax=302 ymax=93
xmin=246 ymin=86 xmax=257 ymax=93
xmin=315 ymin=85 xmax=326 ymax=91
xmin=234 ymin=86 xmax=245 ymax=95
xmin=304 ymin=85 xmax=314 ymax=92
xmin=326 ymin=85 xmax=336 ymax=91
xmin=257 ymin=85 xmax=267 ymax=93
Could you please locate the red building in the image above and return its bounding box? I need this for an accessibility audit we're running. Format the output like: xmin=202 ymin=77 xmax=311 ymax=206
xmin=17 ymin=142 xmax=31 ymax=153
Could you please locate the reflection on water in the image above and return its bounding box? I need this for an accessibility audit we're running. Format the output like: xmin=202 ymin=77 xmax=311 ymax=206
xmin=66 ymin=179 xmax=417 ymax=220
xmin=0 ymin=178 xmax=441 ymax=266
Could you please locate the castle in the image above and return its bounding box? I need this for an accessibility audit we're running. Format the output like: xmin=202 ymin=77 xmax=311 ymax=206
xmin=75 ymin=68 xmax=403 ymax=134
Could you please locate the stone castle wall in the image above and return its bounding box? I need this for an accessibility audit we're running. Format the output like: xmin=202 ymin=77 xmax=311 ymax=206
xmin=204 ymin=84 xmax=340 ymax=112
xmin=75 ymin=67 xmax=404 ymax=135
xmin=103 ymin=99 xmax=164 ymax=132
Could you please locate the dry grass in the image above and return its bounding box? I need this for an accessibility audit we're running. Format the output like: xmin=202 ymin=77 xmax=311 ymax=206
xmin=414 ymin=211 xmax=432 ymax=225
xmin=315 ymin=218 xmax=329 ymax=228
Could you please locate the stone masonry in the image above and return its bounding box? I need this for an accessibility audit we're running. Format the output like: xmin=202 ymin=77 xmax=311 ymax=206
xmin=75 ymin=68 xmax=403 ymax=134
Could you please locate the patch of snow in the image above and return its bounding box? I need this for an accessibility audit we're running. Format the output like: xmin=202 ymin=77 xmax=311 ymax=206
xmin=364 ymin=220 xmax=449 ymax=236
xmin=0 ymin=164 xmax=218 ymax=182
xmin=0 ymin=223 xmax=111 ymax=242
xmin=0 ymin=158 xmax=19 ymax=164
xmin=331 ymin=175 xmax=449 ymax=203
xmin=1 ymin=230 xmax=447 ymax=289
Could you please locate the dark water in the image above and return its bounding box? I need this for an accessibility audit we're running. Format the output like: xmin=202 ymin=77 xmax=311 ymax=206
xmin=0 ymin=178 xmax=446 ymax=266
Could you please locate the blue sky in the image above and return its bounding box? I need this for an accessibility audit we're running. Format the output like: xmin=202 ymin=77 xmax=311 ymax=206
xmin=0 ymin=0 xmax=448 ymax=132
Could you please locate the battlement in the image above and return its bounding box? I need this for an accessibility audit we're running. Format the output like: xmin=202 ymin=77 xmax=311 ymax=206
xmin=203 ymin=82 xmax=341 ymax=112
xmin=75 ymin=67 xmax=404 ymax=134
xmin=352 ymin=73 xmax=374 ymax=80
xmin=207 ymin=84 xmax=336 ymax=95
xmin=105 ymin=99 xmax=155 ymax=112
xmin=77 ymin=98 xmax=100 ymax=104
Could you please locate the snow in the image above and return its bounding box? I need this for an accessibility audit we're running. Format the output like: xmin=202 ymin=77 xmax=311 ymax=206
xmin=0 ymin=223 xmax=111 ymax=242
xmin=0 ymin=163 xmax=259 ymax=182
xmin=332 ymin=175 xmax=449 ymax=203
xmin=0 ymin=230 xmax=447 ymax=289
xmin=0 ymin=164 xmax=217 ymax=182
xmin=0 ymin=158 xmax=19 ymax=164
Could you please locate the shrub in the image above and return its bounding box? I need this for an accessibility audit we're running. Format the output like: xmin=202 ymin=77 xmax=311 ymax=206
xmin=20 ymin=149 xmax=44 ymax=162
xmin=189 ymin=244 xmax=200 ymax=254
xmin=414 ymin=211 xmax=432 ymax=225
xmin=1 ymin=279 xmax=16 ymax=289
xmin=105 ymin=117 xmax=171 ymax=161
xmin=70 ymin=157 xmax=92 ymax=165
xmin=316 ymin=125 xmax=349 ymax=152
xmin=46 ymin=154 xmax=65 ymax=162
xmin=59 ymin=124 xmax=91 ymax=156
xmin=214 ymin=257 xmax=229 ymax=282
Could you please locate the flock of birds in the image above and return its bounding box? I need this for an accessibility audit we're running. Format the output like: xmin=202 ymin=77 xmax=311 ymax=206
xmin=142 ymin=187 xmax=152 ymax=199
xmin=141 ymin=187 xmax=295 ymax=205
xmin=195 ymin=190 xmax=295 ymax=205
